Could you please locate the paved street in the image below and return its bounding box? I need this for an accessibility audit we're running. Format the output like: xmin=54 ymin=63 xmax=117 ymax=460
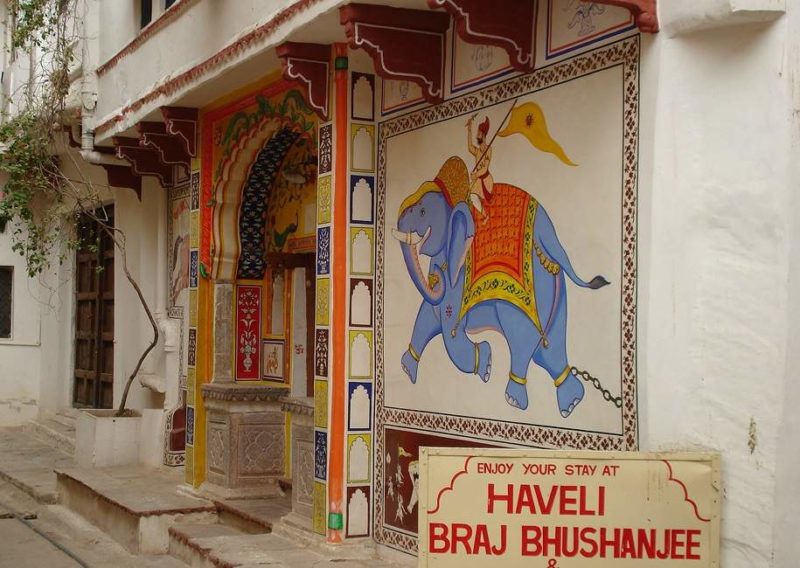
xmin=0 ymin=480 xmax=184 ymax=568
xmin=0 ymin=428 xmax=414 ymax=567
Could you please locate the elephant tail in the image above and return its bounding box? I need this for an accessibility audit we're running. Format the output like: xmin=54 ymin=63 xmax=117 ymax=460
xmin=537 ymin=207 xmax=610 ymax=290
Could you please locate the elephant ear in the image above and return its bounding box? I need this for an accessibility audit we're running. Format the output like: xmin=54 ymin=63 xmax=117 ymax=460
xmin=446 ymin=201 xmax=475 ymax=286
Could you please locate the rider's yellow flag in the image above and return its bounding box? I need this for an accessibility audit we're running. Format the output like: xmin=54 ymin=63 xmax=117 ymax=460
xmin=498 ymin=102 xmax=577 ymax=166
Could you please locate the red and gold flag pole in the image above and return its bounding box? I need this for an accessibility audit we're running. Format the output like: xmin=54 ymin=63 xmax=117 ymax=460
xmin=471 ymin=97 xmax=518 ymax=173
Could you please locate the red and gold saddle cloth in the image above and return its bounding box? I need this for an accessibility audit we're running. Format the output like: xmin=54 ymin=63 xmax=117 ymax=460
xmin=461 ymin=183 xmax=541 ymax=333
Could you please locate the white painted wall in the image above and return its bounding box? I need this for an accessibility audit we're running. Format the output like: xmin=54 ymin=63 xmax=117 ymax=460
xmin=643 ymin=3 xmax=796 ymax=566
xmin=0 ymin=232 xmax=46 ymax=425
xmin=92 ymin=0 xmax=349 ymax=138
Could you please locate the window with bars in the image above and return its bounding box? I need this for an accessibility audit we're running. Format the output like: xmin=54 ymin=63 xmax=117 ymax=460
xmin=0 ymin=267 xmax=12 ymax=338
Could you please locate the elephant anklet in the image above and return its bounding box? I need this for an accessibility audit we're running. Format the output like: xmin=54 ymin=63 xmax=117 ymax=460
xmin=509 ymin=372 xmax=527 ymax=385
xmin=553 ymin=366 xmax=571 ymax=387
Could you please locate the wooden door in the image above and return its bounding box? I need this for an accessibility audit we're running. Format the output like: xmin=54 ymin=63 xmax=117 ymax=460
xmin=73 ymin=206 xmax=115 ymax=408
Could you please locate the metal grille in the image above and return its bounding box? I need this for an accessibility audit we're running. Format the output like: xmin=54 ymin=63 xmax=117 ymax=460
xmin=0 ymin=267 xmax=11 ymax=338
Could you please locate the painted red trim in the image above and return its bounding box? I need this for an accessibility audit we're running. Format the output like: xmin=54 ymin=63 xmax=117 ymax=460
xmin=328 ymin=42 xmax=347 ymax=545
xmin=276 ymin=42 xmax=331 ymax=121
xmin=594 ymin=0 xmax=658 ymax=33
xmin=663 ymin=460 xmax=711 ymax=522
xmin=429 ymin=456 xmax=473 ymax=514
xmin=340 ymin=4 xmax=449 ymax=105
xmin=199 ymin=80 xmax=294 ymax=270
xmin=97 ymin=0 xmax=200 ymax=76
xmin=94 ymin=0 xmax=324 ymax=137
xmin=428 ymin=0 xmax=537 ymax=73
xmin=200 ymin=110 xmax=214 ymax=268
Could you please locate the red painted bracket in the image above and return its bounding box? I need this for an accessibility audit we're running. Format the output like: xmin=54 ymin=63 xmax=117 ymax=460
xmin=340 ymin=4 xmax=450 ymax=105
xmin=427 ymin=0 xmax=537 ymax=73
xmin=113 ymin=136 xmax=175 ymax=188
xmin=276 ymin=42 xmax=331 ymax=121
xmin=594 ymin=0 xmax=658 ymax=33
xmin=102 ymin=164 xmax=142 ymax=200
xmin=138 ymin=122 xmax=191 ymax=179
xmin=160 ymin=107 xmax=198 ymax=157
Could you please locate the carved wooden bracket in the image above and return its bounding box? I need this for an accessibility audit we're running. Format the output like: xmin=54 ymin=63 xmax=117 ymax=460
xmin=102 ymin=164 xmax=142 ymax=200
xmin=113 ymin=136 xmax=174 ymax=188
xmin=340 ymin=4 xmax=450 ymax=105
xmin=276 ymin=42 xmax=331 ymax=121
xmin=137 ymin=122 xmax=191 ymax=179
xmin=427 ymin=0 xmax=537 ymax=72
xmin=160 ymin=107 xmax=198 ymax=157
xmin=594 ymin=0 xmax=658 ymax=33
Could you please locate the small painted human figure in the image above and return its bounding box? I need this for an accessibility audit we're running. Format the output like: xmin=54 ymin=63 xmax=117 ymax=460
xmin=466 ymin=115 xmax=493 ymax=222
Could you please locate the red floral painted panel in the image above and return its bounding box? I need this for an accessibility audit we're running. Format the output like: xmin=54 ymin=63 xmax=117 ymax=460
xmin=236 ymin=285 xmax=262 ymax=380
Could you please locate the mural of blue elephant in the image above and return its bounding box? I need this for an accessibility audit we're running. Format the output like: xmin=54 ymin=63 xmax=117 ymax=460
xmin=392 ymin=156 xmax=609 ymax=418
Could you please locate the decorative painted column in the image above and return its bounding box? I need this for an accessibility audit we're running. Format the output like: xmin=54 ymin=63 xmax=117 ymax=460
xmin=326 ymin=42 xmax=352 ymax=543
xmin=314 ymin=43 xmax=379 ymax=544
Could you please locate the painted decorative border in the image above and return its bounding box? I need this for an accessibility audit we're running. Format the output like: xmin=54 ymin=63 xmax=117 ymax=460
xmin=167 ymin=182 xmax=191 ymax=318
xmin=373 ymin=36 xmax=641 ymax=553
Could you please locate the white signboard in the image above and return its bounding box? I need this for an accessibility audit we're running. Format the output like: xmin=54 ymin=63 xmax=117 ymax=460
xmin=419 ymin=449 xmax=720 ymax=567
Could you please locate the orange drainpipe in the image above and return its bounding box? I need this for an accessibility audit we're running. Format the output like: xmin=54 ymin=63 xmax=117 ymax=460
xmin=327 ymin=42 xmax=348 ymax=543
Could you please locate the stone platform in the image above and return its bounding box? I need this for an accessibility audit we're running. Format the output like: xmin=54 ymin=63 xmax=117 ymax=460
xmin=0 ymin=427 xmax=76 ymax=503
xmin=56 ymin=465 xmax=218 ymax=554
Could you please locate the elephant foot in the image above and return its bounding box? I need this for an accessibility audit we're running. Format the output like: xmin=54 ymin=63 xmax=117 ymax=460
xmin=555 ymin=369 xmax=584 ymax=418
xmin=504 ymin=378 xmax=529 ymax=410
xmin=475 ymin=341 xmax=492 ymax=383
xmin=401 ymin=349 xmax=420 ymax=384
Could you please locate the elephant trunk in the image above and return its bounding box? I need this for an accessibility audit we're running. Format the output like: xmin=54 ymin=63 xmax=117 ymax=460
xmin=399 ymin=235 xmax=444 ymax=306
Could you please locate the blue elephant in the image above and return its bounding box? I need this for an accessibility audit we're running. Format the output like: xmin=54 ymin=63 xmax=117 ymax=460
xmin=392 ymin=157 xmax=608 ymax=417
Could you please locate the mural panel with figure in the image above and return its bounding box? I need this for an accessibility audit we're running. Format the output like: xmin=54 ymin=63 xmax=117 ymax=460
xmin=374 ymin=38 xmax=640 ymax=552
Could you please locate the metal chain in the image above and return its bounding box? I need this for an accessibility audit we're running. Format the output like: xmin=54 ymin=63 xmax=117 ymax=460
xmin=570 ymin=366 xmax=622 ymax=408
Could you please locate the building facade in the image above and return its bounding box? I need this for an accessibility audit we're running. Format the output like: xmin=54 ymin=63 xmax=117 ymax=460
xmin=0 ymin=0 xmax=799 ymax=565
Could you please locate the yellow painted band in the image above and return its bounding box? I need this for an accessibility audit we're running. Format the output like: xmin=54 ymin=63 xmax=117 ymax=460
xmin=554 ymin=366 xmax=571 ymax=388
xmin=509 ymin=372 xmax=527 ymax=385
xmin=474 ymin=345 xmax=479 ymax=374
xmin=408 ymin=344 xmax=420 ymax=362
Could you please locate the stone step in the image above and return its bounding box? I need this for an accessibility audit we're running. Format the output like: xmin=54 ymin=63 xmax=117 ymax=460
xmin=56 ymin=466 xmax=218 ymax=555
xmin=213 ymin=496 xmax=291 ymax=535
xmin=0 ymin=427 xmax=76 ymax=504
xmin=168 ymin=522 xmax=248 ymax=567
xmin=24 ymin=416 xmax=76 ymax=455
xmin=51 ymin=409 xmax=78 ymax=428
xmin=171 ymin=531 xmax=329 ymax=568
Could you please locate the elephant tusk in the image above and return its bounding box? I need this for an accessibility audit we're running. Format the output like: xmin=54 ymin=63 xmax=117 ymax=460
xmin=392 ymin=229 xmax=422 ymax=246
